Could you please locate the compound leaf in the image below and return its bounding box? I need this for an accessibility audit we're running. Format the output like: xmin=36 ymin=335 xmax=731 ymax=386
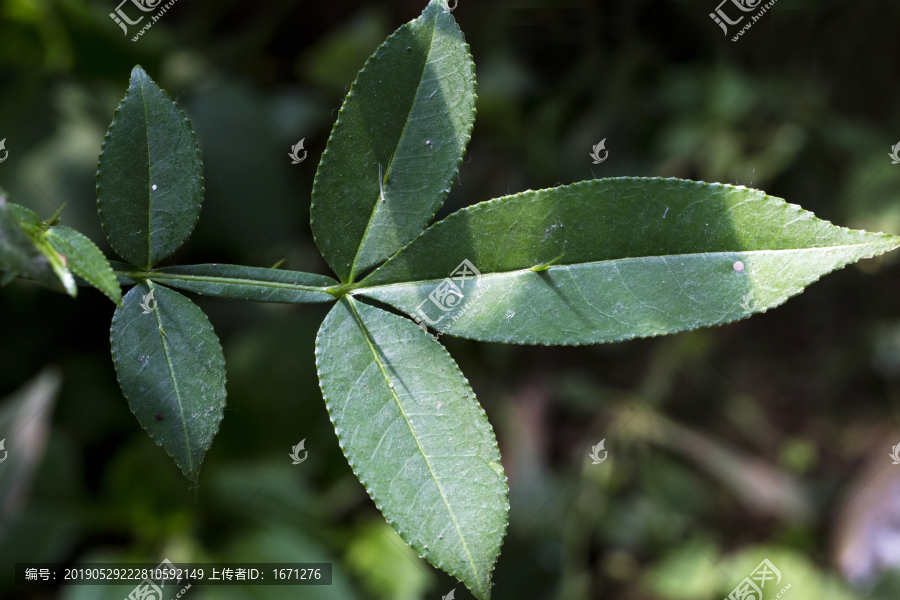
xmin=357 ymin=177 xmax=900 ymax=345
xmin=311 ymin=0 xmax=476 ymax=282
xmin=110 ymin=282 xmax=226 ymax=482
xmin=315 ymin=297 xmax=507 ymax=600
xmin=46 ymin=225 xmax=122 ymax=305
xmin=97 ymin=66 xmax=204 ymax=270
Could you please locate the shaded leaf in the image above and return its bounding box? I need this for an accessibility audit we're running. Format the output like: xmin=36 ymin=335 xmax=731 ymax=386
xmin=46 ymin=226 xmax=122 ymax=305
xmin=315 ymin=298 xmax=507 ymax=599
xmin=149 ymin=264 xmax=338 ymax=303
xmin=110 ymin=282 xmax=226 ymax=482
xmin=0 ymin=198 xmax=73 ymax=295
xmin=7 ymin=203 xmax=40 ymax=228
xmin=311 ymin=0 xmax=476 ymax=282
xmin=97 ymin=66 xmax=204 ymax=269
xmin=358 ymin=178 xmax=900 ymax=345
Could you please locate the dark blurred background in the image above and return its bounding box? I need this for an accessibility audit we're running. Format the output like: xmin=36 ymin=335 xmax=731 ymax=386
xmin=2 ymin=0 xmax=900 ymax=598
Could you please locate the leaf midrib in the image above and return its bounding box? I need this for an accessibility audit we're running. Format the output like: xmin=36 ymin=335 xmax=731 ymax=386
xmin=347 ymin=9 xmax=440 ymax=283
xmin=344 ymin=297 xmax=484 ymax=596
xmin=139 ymin=75 xmax=153 ymax=271
xmin=149 ymin=282 xmax=194 ymax=477
xmin=355 ymin=242 xmax=895 ymax=293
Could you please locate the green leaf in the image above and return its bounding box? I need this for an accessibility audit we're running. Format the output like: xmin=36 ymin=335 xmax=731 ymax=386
xmin=148 ymin=264 xmax=338 ymax=303
xmin=0 ymin=198 xmax=58 ymax=290
xmin=0 ymin=198 xmax=74 ymax=295
xmin=110 ymin=282 xmax=226 ymax=482
xmin=311 ymin=0 xmax=476 ymax=283
xmin=46 ymin=226 xmax=122 ymax=305
xmin=357 ymin=178 xmax=900 ymax=345
xmin=2 ymin=202 xmax=115 ymax=301
xmin=97 ymin=66 xmax=204 ymax=270
xmin=315 ymin=297 xmax=507 ymax=600
xmin=8 ymin=203 xmax=41 ymax=228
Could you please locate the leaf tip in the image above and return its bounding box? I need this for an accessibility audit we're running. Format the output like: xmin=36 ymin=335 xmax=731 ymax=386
xmin=131 ymin=64 xmax=148 ymax=79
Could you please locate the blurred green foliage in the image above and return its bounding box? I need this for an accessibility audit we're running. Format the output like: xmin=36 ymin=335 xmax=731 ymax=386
xmin=2 ymin=0 xmax=900 ymax=599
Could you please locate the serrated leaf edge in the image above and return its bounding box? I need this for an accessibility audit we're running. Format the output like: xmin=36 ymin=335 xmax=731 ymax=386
xmin=314 ymin=297 xmax=508 ymax=599
xmin=356 ymin=177 xmax=900 ymax=346
xmin=310 ymin=0 xmax=478 ymax=283
xmin=47 ymin=225 xmax=123 ymax=306
xmin=109 ymin=281 xmax=227 ymax=483
xmin=97 ymin=66 xmax=206 ymax=270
